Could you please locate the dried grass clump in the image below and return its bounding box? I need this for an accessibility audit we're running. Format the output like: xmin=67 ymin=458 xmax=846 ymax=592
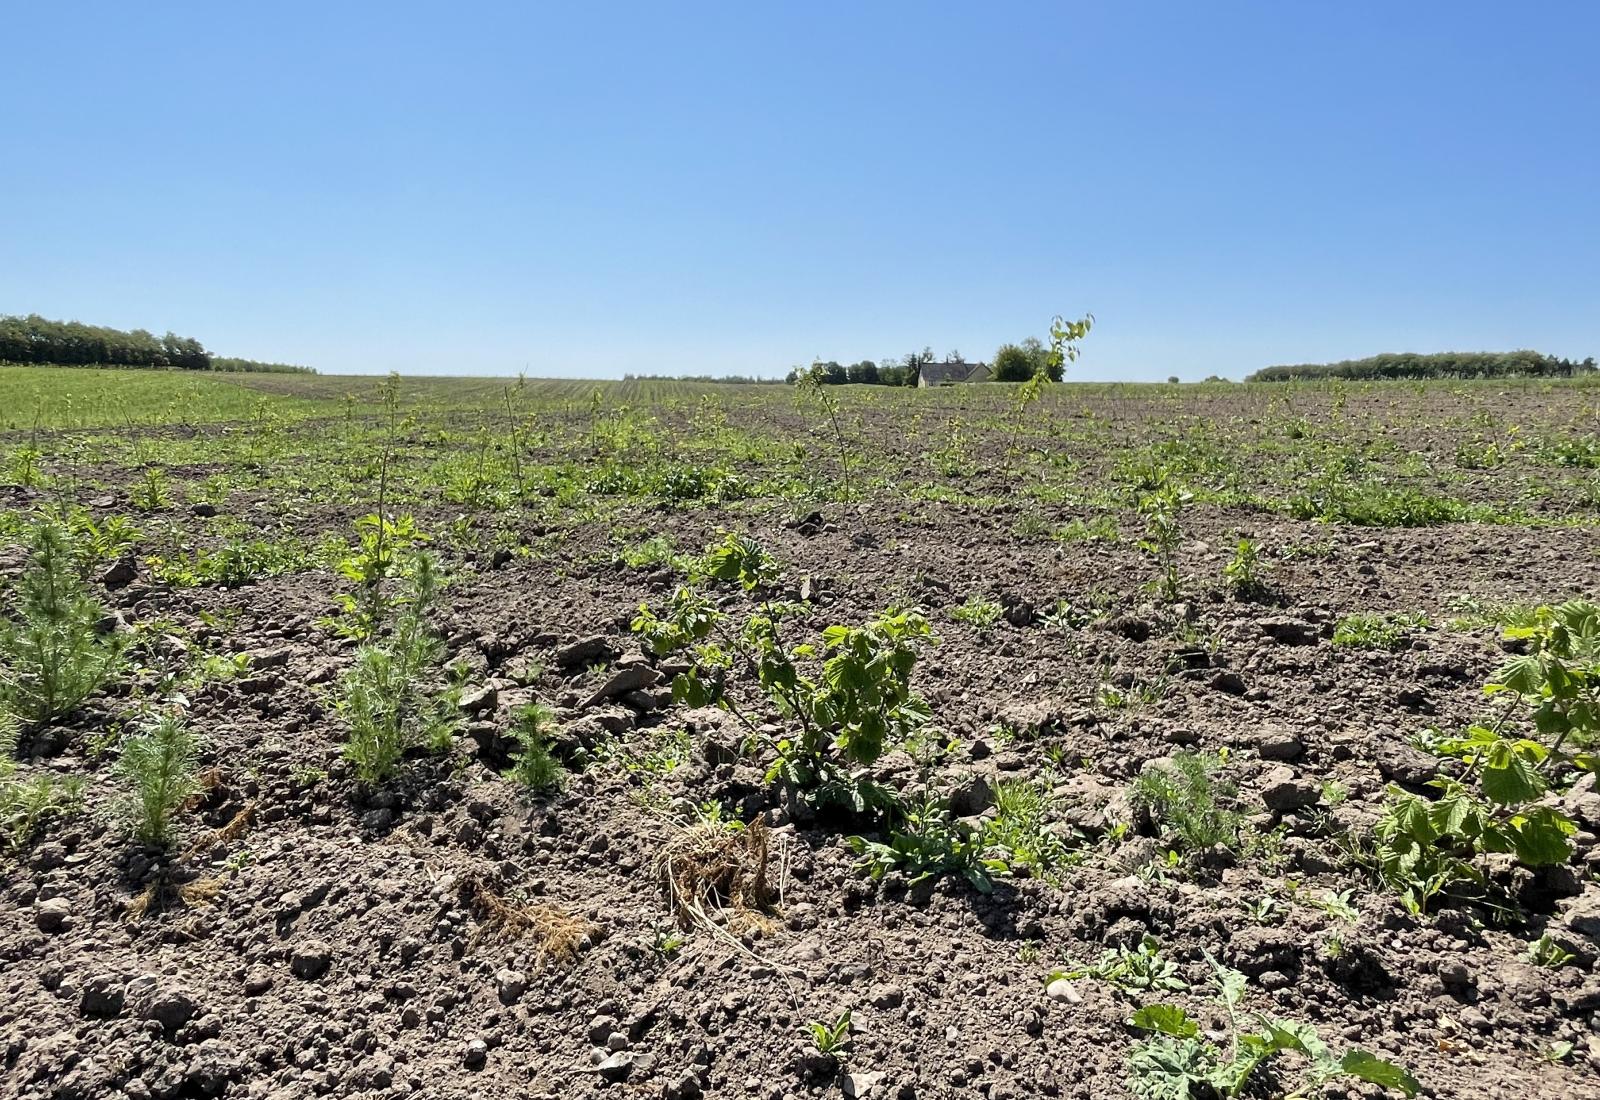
xmin=461 ymin=872 xmax=599 ymax=965
xmin=657 ymin=818 xmax=775 ymax=936
xmin=179 ymin=800 xmax=256 ymax=862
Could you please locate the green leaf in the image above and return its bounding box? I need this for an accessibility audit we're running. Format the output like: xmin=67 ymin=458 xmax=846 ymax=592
xmin=1128 ymin=1004 xmax=1198 ymax=1038
xmin=1507 ymin=806 xmax=1576 ymax=866
xmin=1338 ymin=1050 xmax=1420 ymax=1096
xmin=1480 ymin=740 xmax=1545 ymax=804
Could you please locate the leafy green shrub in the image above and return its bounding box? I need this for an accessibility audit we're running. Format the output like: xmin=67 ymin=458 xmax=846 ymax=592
xmin=1332 ymin=611 xmax=1427 ymax=650
xmin=1053 ymin=935 xmax=1187 ymax=995
xmin=506 ymin=704 xmax=563 ymax=793
xmin=1126 ymin=953 xmax=1419 ymax=1098
xmin=1222 ymin=538 xmax=1268 ymax=599
xmin=330 ymin=513 xmax=427 ymax=639
xmin=1132 ymin=751 xmax=1239 ymax=852
xmin=1370 ymin=600 xmax=1596 ymax=914
xmin=0 ymin=519 xmax=123 ymax=723
xmin=0 ymin=711 xmax=85 ymax=854
xmin=633 ymin=533 xmax=932 ymax=803
xmin=339 ymin=554 xmax=458 ymax=785
xmin=1137 ymin=485 xmax=1188 ymax=601
xmin=115 ymin=714 xmax=200 ymax=848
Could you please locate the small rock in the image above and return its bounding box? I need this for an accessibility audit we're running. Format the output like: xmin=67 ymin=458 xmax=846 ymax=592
xmin=1259 ymin=618 xmax=1320 ymax=646
xmin=189 ymin=501 xmax=219 ymax=518
xmin=290 ymin=940 xmax=332 ymax=980
xmin=1210 ymin=671 xmax=1247 ymax=695
xmin=496 ymin=969 xmax=527 ymax=1005
xmin=949 ymin=771 xmax=996 ymax=817
xmin=555 ymin=636 xmax=618 ymax=669
xmin=463 ymin=1038 xmax=488 ymax=1069
xmin=869 ymin=984 xmax=904 ymax=1010
xmin=146 ymin=988 xmax=201 ymax=1035
xmin=79 ymin=974 xmax=125 ymax=1017
xmin=101 ymin=556 xmax=139 ymax=590
xmin=593 ymin=1051 xmax=634 ymax=1082
xmin=33 ymin=897 xmax=71 ymax=933
xmin=1252 ymin=727 xmax=1304 ymax=762
xmin=459 ymin=684 xmax=498 ymax=715
xmin=1045 ymin=978 xmax=1081 ymax=1003
xmin=843 ymin=1070 xmax=887 ymax=1098
xmin=581 ymin=666 xmax=661 ymax=709
xmin=243 ymin=970 xmax=274 ymax=997
xmin=1260 ymin=766 xmax=1320 ymax=812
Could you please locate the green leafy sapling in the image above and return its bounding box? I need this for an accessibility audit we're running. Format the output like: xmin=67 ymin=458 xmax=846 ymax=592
xmin=1137 ymin=485 xmax=1190 ymax=603
xmin=115 ymin=714 xmax=201 ymax=848
xmin=634 ymin=533 xmax=933 ymax=802
xmin=1372 ymin=599 xmax=1595 ymax=913
xmin=1222 ymin=537 xmax=1269 ymax=599
xmin=1 ymin=518 xmax=124 ymax=723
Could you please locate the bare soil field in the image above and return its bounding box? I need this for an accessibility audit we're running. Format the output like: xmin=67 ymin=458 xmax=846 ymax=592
xmin=3 ymin=372 xmax=1600 ymax=1100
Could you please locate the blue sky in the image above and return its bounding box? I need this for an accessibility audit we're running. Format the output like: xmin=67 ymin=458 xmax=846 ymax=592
xmin=4 ymin=3 xmax=1597 ymax=380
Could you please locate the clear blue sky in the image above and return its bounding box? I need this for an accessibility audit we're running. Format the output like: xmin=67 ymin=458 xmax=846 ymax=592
xmin=4 ymin=3 xmax=1597 ymax=380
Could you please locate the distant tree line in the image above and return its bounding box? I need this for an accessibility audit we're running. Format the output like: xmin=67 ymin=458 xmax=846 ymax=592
xmin=0 ymin=314 xmax=314 ymax=374
xmin=621 ymin=373 xmax=787 ymax=384
xmin=1247 ymin=350 xmax=1595 ymax=383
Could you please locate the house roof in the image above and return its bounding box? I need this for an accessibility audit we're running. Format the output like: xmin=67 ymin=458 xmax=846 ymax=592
xmin=918 ymin=359 xmax=984 ymax=385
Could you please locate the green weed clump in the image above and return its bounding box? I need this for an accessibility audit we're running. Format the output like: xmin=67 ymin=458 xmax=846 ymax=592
xmin=115 ymin=714 xmax=200 ymax=848
xmin=1 ymin=518 xmax=124 ymax=723
xmin=1126 ymin=953 xmax=1419 ymax=1098
xmin=1132 ymin=751 xmax=1239 ymax=852
xmin=0 ymin=711 xmax=85 ymax=854
xmin=340 ymin=553 xmax=458 ymax=785
xmin=1332 ymin=611 xmax=1427 ymax=650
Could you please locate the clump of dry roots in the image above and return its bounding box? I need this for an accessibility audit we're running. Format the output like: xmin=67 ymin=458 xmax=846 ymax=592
xmin=460 ymin=872 xmax=600 ymax=965
xmin=657 ymin=818 xmax=776 ymax=937
xmin=127 ymin=801 xmax=258 ymax=920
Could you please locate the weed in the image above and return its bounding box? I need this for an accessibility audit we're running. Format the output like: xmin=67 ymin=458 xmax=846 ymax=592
xmin=1332 ymin=611 xmax=1427 ymax=650
xmin=1053 ymin=935 xmax=1188 ymax=995
xmin=115 ymin=714 xmax=201 ymax=848
xmin=0 ymin=519 xmax=124 ymax=723
xmin=1528 ymin=933 xmax=1574 ymax=968
xmin=1126 ymin=952 xmax=1419 ymax=1098
xmin=1132 ymin=751 xmax=1239 ymax=853
xmin=805 ymin=1009 xmax=853 ymax=1057
xmin=0 ymin=711 xmax=85 ymax=854
xmin=851 ymin=793 xmax=993 ymax=891
xmin=132 ymin=467 xmax=171 ymax=511
xmin=951 ymin=595 xmax=1003 ymax=631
